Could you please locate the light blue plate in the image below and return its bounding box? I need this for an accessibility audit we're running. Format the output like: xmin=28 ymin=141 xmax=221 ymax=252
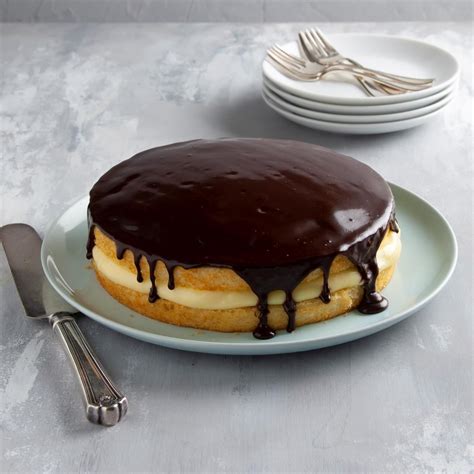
xmin=41 ymin=184 xmax=457 ymax=355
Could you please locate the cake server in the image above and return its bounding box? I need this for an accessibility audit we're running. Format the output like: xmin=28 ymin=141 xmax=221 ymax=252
xmin=1 ymin=223 xmax=128 ymax=427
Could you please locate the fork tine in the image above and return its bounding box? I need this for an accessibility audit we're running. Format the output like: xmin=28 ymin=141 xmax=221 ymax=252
xmin=268 ymin=47 xmax=303 ymax=70
xmin=266 ymin=48 xmax=319 ymax=80
xmin=266 ymin=51 xmax=291 ymax=70
xmin=273 ymin=44 xmax=305 ymax=66
xmin=268 ymin=48 xmax=297 ymax=68
xmin=300 ymin=31 xmax=319 ymax=59
xmin=304 ymin=29 xmax=326 ymax=58
xmin=297 ymin=32 xmax=314 ymax=60
xmin=266 ymin=50 xmax=305 ymax=76
xmin=265 ymin=54 xmax=311 ymax=81
xmin=313 ymin=28 xmax=338 ymax=54
xmin=308 ymin=29 xmax=329 ymax=57
xmin=267 ymin=50 xmax=293 ymax=69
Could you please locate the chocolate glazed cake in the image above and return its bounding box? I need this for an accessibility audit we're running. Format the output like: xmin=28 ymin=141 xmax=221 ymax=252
xmin=87 ymin=138 xmax=400 ymax=339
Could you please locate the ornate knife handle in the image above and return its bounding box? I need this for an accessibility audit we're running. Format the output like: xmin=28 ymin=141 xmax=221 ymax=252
xmin=49 ymin=312 xmax=128 ymax=426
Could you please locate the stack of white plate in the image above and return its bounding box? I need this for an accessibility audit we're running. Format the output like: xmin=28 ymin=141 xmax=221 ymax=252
xmin=262 ymin=34 xmax=459 ymax=134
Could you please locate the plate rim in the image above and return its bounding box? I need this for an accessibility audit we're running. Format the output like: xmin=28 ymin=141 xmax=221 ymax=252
xmin=262 ymin=91 xmax=451 ymax=134
xmin=262 ymin=82 xmax=454 ymax=124
xmin=262 ymin=33 xmax=460 ymax=106
xmin=41 ymin=183 xmax=458 ymax=354
xmin=262 ymin=76 xmax=457 ymax=114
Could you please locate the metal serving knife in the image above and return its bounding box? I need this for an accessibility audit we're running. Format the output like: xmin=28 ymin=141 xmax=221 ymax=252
xmin=1 ymin=223 xmax=128 ymax=426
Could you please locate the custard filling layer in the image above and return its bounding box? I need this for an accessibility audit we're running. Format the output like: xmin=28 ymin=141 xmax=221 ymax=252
xmin=92 ymin=231 xmax=401 ymax=310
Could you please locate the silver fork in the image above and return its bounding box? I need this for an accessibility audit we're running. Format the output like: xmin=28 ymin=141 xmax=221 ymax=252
xmin=299 ymin=29 xmax=434 ymax=91
xmin=266 ymin=46 xmax=428 ymax=93
xmin=297 ymin=32 xmax=401 ymax=96
xmin=311 ymin=28 xmax=434 ymax=85
xmin=266 ymin=46 xmax=344 ymax=82
xmin=296 ymin=42 xmax=383 ymax=97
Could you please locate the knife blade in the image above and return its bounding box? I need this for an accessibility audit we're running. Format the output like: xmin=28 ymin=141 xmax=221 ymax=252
xmin=1 ymin=223 xmax=128 ymax=426
xmin=1 ymin=223 xmax=77 ymax=317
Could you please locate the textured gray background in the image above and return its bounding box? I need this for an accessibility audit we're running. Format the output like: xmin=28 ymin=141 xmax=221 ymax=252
xmin=0 ymin=21 xmax=473 ymax=473
xmin=1 ymin=0 xmax=473 ymax=22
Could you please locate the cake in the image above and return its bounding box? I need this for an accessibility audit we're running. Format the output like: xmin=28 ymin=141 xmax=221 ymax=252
xmin=87 ymin=138 xmax=401 ymax=339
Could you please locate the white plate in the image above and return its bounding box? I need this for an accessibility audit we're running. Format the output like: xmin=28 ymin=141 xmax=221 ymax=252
xmin=262 ymin=91 xmax=451 ymax=134
xmin=41 ymin=185 xmax=457 ymax=355
xmin=262 ymin=34 xmax=459 ymax=105
xmin=263 ymin=77 xmax=457 ymax=115
xmin=263 ymin=83 xmax=454 ymax=124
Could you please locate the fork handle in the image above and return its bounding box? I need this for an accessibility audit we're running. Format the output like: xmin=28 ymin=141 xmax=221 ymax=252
xmin=50 ymin=312 xmax=128 ymax=426
xmin=327 ymin=64 xmax=431 ymax=91
xmin=345 ymin=59 xmax=406 ymax=96
xmin=347 ymin=60 xmax=433 ymax=85
xmin=347 ymin=65 xmax=433 ymax=89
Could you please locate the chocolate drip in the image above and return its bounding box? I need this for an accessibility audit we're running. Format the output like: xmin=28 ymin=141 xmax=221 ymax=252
xmin=165 ymin=263 xmax=176 ymax=290
xmin=148 ymin=259 xmax=159 ymax=302
xmin=390 ymin=217 xmax=400 ymax=233
xmin=319 ymin=257 xmax=335 ymax=304
xmin=253 ymin=296 xmax=275 ymax=340
xmin=116 ymin=242 xmax=127 ymax=260
xmin=283 ymin=291 xmax=297 ymax=333
xmin=134 ymin=253 xmax=143 ymax=283
xmin=344 ymin=226 xmax=388 ymax=314
xmin=86 ymin=138 xmax=396 ymax=339
xmin=86 ymin=225 xmax=95 ymax=259
xmin=234 ymin=258 xmax=334 ymax=338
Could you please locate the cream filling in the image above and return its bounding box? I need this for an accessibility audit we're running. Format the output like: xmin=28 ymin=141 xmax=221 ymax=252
xmin=92 ymin=231 xmax=401 ymax=310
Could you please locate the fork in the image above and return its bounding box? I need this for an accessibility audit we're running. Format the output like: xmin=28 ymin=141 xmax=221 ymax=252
xmin=297 ymin=33 xmax=401 ymax=96
xmin=299 ymin=29 xmax=434 ymax=91
xmin=296 ymin=45 xmax=388 ymax=97
xmin=266 ymin=47 xmax=346 ymax=82
xmin=311 ymin=28 xmax=434 ymax=85
xmin=266 ymin=46 xmax=429 ymax=92
xmin=268 ymin=44 xmax=432 ymax=94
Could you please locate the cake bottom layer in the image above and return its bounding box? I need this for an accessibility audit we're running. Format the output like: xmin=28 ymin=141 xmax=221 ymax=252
xmin=94 ymin=263 xmax=396 ymax=333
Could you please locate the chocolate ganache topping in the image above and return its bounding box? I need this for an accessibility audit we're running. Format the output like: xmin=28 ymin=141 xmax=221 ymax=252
xmin=87 ymin=138 xmax=397 ymax=339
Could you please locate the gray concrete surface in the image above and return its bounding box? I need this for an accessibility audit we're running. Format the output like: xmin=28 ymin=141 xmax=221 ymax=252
xmin=0 ymin=22 xmax=472 ymax=473
xmin=1 ymin=0 xmax=473 ymax=22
